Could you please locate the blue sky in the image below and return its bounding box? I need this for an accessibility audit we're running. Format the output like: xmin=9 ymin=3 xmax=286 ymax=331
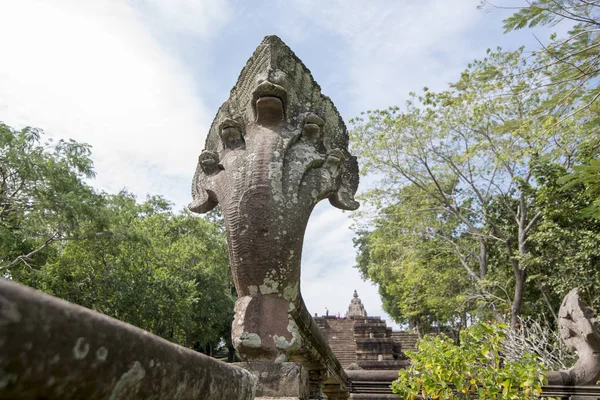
xmin=0 ymin=0 xmax=556 ymax=328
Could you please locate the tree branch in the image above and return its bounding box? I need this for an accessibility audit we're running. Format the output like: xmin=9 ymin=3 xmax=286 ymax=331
xmin=1 ymin=233 xmax=60 ymax=271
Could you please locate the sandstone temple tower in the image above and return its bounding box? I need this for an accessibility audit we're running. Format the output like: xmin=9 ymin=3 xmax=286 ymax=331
xmin=346 ymin=290 xmax=367 ymax=318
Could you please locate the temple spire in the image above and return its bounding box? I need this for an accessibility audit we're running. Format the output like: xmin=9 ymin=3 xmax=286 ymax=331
xmin=346 ymin=290 xmax=367 ymax=318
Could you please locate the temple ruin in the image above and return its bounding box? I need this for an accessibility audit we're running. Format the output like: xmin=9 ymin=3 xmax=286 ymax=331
xmin=1 ymin=34 xmax=600 ymax=400
xmin=316 ymin=290 xmax=417 ymax=371
xmin=315 ymin=291 xmax=418 ymax=399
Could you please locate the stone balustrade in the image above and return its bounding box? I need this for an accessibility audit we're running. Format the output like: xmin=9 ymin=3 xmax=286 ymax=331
xmin=0 ymin=279 xmax=257 ymax=400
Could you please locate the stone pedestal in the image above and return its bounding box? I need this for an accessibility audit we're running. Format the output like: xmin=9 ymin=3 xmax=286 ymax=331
xmin=237 ymin=361 xmax=309 ymax=400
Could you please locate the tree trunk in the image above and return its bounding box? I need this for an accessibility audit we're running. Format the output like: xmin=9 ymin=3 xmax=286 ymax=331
xmin=228 ymin=345 xmax=236 ymax=362
xmin=506 ymin=239 xmax=525 ymax=327
xmin=511 ymin=268 xmax=525 ymax=327
xmin=537 ymin=281 xmax=558 ymax=322
xmin=511 ymin=192 xmax=534 ymax=327
xmin=479 ymin=240 xmax=487 ymax=279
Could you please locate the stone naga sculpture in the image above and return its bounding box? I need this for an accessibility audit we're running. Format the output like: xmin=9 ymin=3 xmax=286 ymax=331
xmin=189 ymin=35 xmax=359 ymax=362
xmin=547 ymin=288 xmax=600 ymax=386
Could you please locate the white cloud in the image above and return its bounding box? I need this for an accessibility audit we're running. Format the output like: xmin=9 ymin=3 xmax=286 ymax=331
xmin=0 ymin=0 xmax=229 ymax=206
xmin=282 ymin=0 xmax=491 ymax=114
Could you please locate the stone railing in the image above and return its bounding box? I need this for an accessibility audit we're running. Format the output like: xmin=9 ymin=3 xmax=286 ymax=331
xmin=0 ymin=279 xmax=257 ymax=400
xmin=540 ymin=385 xmax=600 ymax=399
xmin=236 ymin=298 xmax=350 ymax=399
xmin=347 ymin=376 xmax=600 ymax=400
xmin=289 ymin=297 xmax=350 ymax=398
xmin=0 ymin=279 xmax=349 ymax=400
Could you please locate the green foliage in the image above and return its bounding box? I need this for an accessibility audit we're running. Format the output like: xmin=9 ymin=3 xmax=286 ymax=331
xmin=496 ymin=0 xmax=600 ymax=228
xmin=29 ymin=193 xmax=234 ymax=349
xmin=528 ymin=162 xmax=600 ymax=309
xmin=1 ymin=122 xmax=234 ymax=352
xmin=351 ymin=43 xmax=598 ymax=324
xmin=350 ymin=47 xmax=587 ymax=326
xmin=392 ymin=322 xmax=547 ymax=400
xmin=559 ymin=158 xmax=600 ymax=218
xmin=496 ymin=0 xmax=600 ymax=126
xmin=354 ymin=185 xmax=471 ymax=332
xmin=501 ymin=1 xmax=563 ymax=31
xmin=0 ymin=123 xmax=102 ymax=272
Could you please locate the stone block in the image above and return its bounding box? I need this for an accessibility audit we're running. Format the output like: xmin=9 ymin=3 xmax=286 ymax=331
xmin=237 ymin=361 xmax=309 ymax=399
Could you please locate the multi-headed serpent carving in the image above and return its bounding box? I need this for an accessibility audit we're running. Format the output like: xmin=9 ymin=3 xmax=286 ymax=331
xmin=189 ymin=36 xmax=359 ymax=361
xmin=547 ymin=289 xmax=600 ymax=386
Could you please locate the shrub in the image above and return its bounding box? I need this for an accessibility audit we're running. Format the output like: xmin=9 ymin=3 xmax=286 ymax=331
xmin=392 ymin=322 xmax=547 ymax=399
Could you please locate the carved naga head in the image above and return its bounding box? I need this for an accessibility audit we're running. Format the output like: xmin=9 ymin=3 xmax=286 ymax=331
xmin=189 ymin=35 xmax=359 ymax=217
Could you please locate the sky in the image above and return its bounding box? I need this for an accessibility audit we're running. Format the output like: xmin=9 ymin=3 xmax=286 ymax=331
xmin=0 ymin=0 xmax=555 ymax=329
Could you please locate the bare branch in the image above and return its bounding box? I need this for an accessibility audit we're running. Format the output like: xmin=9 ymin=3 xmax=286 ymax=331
xmin=502 ymin=316 xmax=576 ymax=370
xmin=1 ymin=233 xmax=60 ymax=272
xmin=523 ymin=211 xmax=542 ymax=235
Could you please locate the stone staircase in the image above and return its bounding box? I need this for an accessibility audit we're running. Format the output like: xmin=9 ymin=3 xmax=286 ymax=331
xmin=315 ymin=317 xmax=357 ymax=368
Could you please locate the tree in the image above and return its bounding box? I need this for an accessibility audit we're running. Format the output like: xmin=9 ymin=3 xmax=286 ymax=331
xmin=484 ymin=0 xmax=600 ymax=119
xmin=527 ymin=161 xmax=600 ymax=311
xmin=559 ymin=158 xmax=600 ymax=218
xmin=481 ymin=0 xmax=600 ymax=312
xmin=484 ymin=1 xmax=600 ymax=221
xmin=27 ymin=192 xmax=235 ymax=351
xmin=354 ymin=185 xmax=471 ymax=333
xmin=0 ymin=122 xmax=235 ymax=353
xmin=350 ymin=48 xmax=586 ymax=325
xmin=0 ymin=123 xmax=102 ymax=274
